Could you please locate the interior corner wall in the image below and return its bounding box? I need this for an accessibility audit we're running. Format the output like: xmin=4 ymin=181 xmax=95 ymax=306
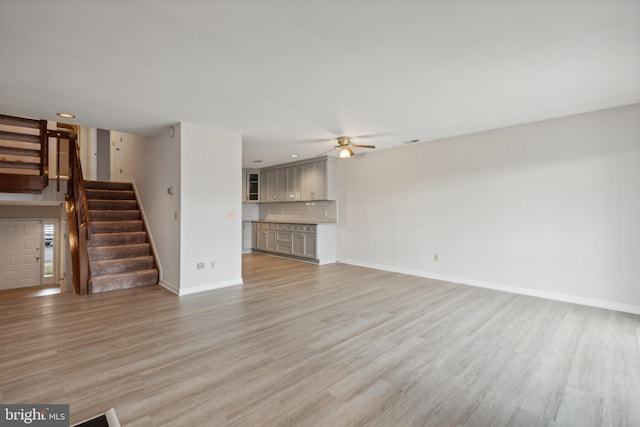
xmin=179 ymin=122 xmax=242 ymax=295
xmin=336 ymin=104 xmax=640 ymax=313
xmin=111 ymin=129 xmax=181 ymax=291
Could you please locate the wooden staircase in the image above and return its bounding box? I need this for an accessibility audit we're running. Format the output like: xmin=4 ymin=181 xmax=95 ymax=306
xmin=0 ymin=114 xmax=48 ymax=193
xmin=2 ymin=112 xmax=159 ymax=294
xmin=85 ymin=180 xmax=159 ymax=293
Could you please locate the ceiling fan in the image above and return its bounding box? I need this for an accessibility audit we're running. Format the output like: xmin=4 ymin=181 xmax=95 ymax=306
xmin=318 ymin=136 xmax=376 ymax=158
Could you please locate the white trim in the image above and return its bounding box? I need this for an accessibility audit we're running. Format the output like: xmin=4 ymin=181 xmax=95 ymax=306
xmin=159 ymin=279 xmax=179 ymax=295
xmin=177 ymin=278 xmax=243 ymax=296
xmin=337 ymin=258 xmax=640 ymax=316
xmin=130 ymin=182 xmax=163 ymax=281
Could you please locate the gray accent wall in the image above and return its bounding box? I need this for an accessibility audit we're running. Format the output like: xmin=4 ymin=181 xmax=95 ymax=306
xmin=97 ymin=128 xmax=110 ymax=181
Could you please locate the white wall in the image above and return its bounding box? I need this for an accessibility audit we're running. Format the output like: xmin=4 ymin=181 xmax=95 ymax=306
xmin=179 ymin=123 xmax=242 ymax=295
xmin=111 ymin=124 xmax=241 ymax=296
xmin=336 ymin=104 xmax=640 ymax=314
xmin=112 ymin=128 xmax=182 ymax=291
xmin=78 ymin=126 xmax=97 ymax=180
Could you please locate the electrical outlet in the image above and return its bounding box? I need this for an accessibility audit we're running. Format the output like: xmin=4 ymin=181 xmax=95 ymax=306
xmin=226 ymin=211 xmax=234 ymax=219
xmin=210 ymin=261 xmax=215 ymax=269
xmin=197 ymin=262 xmax=205 ymax=270
xmin=433 ymin=253 xmax=440 ymax=262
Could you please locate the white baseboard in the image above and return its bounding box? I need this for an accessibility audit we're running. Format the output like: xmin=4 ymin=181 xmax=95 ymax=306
xmin=159 ymin=280 xmax=179 ymax=295
xmin=337 ymin=258 xmax=640 ymax=316
xmin=159 ymin=278 xmax=243 ymax=296
xmin=177 ymin=278 xmax=243 ymax=296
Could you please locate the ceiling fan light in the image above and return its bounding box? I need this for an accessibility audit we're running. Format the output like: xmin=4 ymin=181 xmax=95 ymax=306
xmin=339 ymin=147 xmax=352 ymax=158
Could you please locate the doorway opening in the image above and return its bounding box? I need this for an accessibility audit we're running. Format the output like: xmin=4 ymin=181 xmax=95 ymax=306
xmin=0 ymin=218 xmax=61 ymax=300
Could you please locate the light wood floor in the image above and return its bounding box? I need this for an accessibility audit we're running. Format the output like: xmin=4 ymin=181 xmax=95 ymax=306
xmin=0 ymin=283 xmax=61 ymax=302
xmin=1 ymin=254 xmax=639 ymax=426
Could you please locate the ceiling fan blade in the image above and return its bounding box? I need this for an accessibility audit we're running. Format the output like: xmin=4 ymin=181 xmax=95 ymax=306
xmin=351 ymin=144 xmax=376 ymax=149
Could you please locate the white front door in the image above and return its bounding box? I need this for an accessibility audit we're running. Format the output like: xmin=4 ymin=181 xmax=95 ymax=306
xmin=0 ymin=220 xmax=42 ymax=290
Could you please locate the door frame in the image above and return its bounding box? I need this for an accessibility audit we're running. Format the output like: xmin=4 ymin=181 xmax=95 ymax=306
xmin=0 ymin=217 xmax=60 ymax=289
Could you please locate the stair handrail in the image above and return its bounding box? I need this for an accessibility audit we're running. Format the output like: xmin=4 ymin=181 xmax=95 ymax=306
xmin=53 ymin=129 xmax=91 ymax=233
xmin=55 ymin=128 xmax=90 ymax=294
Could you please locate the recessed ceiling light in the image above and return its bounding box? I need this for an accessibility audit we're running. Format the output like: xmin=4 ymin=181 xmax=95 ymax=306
xmin=57 ymin=112 xmax=76 ymax=119
xmin=290 ymin=154 xmax=298 ymax=158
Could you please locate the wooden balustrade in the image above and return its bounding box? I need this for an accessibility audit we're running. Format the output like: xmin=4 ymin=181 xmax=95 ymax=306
xmin=58 ymin=129 xmax=91 ymax=294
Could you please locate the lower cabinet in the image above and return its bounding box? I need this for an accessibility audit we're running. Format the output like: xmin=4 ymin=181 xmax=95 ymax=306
xmin=291 ymin=225 xmax=317 ymax=259
xmin=253 ymin=222 xmax=335 ymax=264
xmin=256 ymin=227 xmax=276 ymax=252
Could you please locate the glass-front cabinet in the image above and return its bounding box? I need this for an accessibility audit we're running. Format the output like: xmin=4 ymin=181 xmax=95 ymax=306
xmin=243 ymin=169 xmax=260 ymax=202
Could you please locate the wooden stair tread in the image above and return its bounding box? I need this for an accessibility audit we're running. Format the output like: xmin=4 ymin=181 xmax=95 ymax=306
xmin=0 ymin=160 xmax=40 ymax=169
xmin=88 ymin=199 xmax=138 ymax=210
xmin=88 ymin=269 xmax=159 ymax=294
xmin=88 ymin=243 xmax=151 ymax=261
xmin=0 ymin=129 xmax=40 ymax=144
xmin=91 ymin=255 xmax=154 ymax=264
xmin=84 ymin=180 xmax=133 ymax=191
xmin=89 ymin=210 xmax=141 ymax=220
xmin=0 ymin=146 xmax=41 ymax=157
xmin=0 ymin=167 xmax=41 ymax=176
xmin=91 ymin=220 xmax=144 ymax=233
xmin=88 ymin=231 xmax=147 ymax=247
xmin=86 ymin=189 xmax=135 ymax=200
xmin=0 ymin=139 xmax=40 ymax=151
xmin=90 ymin=256 xmax=155 ymax=275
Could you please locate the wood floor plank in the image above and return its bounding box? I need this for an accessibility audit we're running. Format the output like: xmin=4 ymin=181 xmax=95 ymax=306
xmin=1 ymin=253 xmax=638 ymax=426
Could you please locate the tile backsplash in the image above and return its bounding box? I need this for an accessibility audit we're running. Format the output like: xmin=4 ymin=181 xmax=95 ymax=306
xmin=242 ymin=202 xmax=260 ymax=221
xmin=258 ymin=200 xmax=337 ymax=223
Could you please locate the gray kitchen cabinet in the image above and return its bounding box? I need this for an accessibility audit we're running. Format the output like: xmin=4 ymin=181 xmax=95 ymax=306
xmin=253 ymin=222 xmax=335 ymax=264
xmin=286 ymin=165 xmax=302 ymax=201
xmin=260 ymin=157 xmax=336 ymax=203
xmin=291 ymin=224 xmax=317 ymax=259
xmin=256 ymin=223 xmax=277 ymax=251
xmin=301 ymin=162 xmax=320 ymax=200
xmin=243 ymin=169 xmax=260 ymax=202
xmin=260 ymin=169 xmax=276 ymax=202
xmin=260 ymin=168 xmax=287 ymax=202
xmin=275 ymin=168 xmax=287 ymax=202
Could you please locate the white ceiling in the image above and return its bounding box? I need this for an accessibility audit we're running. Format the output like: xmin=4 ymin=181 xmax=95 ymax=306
xmin=1 ymin=1 xmax=639 ymax=168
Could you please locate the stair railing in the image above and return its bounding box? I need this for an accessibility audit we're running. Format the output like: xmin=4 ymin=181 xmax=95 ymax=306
xmin=56 ymin=129 xmax=91 ymax=294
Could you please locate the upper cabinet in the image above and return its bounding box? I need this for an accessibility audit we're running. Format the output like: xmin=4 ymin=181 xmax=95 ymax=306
xmin=260 ymin=157 xmax=336 ymax=203
xmin=286 ymin=165 xmax=302 ymax=201
xmin=301 ymin=161 xmax=328 ymax=200
xmin=243 ymin=169 xmax=260 ymax=202
xmin=260 ymin=168 xmax=286 ymax=202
